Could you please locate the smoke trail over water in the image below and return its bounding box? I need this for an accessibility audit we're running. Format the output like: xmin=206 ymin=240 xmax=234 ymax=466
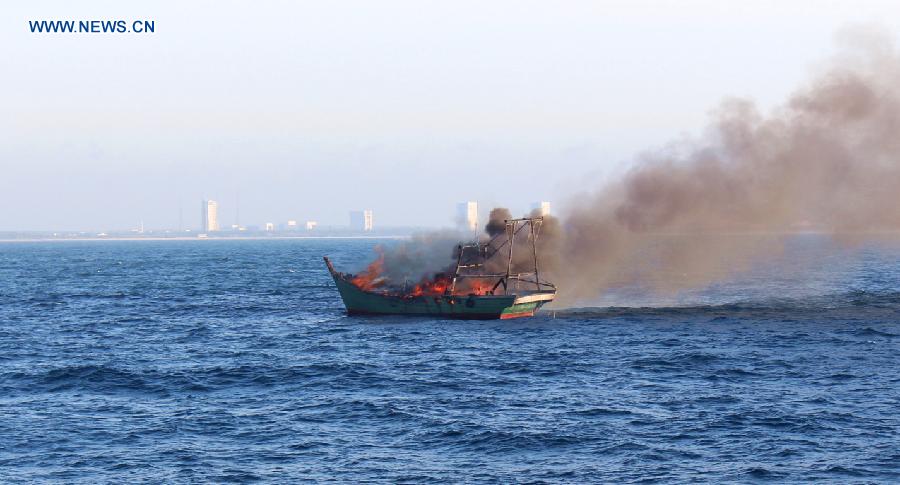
xmin=547 ymin=30 xmax=900 ymax=304
xmin=363 ymin=31 xmax=900 ymax=306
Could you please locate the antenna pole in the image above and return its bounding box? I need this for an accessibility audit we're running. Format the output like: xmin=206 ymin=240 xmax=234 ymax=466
xmin=449 ymin=244 xmax=462 ymax=294
xmin=505 ymin=220 xmax=516 ymax=295
xmin=530 ymin=219 xmax=540 ymax=290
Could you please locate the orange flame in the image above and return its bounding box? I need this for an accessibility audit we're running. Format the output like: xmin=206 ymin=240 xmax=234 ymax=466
xmin=466 ymin=280 xmax=493 ymax=296
xmin=348 ymin=250 xmax=496 ymax=297
xmin=350 ymin=252 xmax=385 ymax=291
xmin=404 ymin=275 xmax=494 ymax=297
xmin=408 ymin=274 xmax=452 ymax=297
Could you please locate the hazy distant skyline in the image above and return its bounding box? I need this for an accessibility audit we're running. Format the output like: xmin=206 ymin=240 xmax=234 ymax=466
xmin=3 ymin=1 xmax=900 ymax=231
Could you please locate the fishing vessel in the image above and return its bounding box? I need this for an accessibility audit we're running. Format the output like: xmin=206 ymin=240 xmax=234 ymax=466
xmin=325 ymin=217 xmax=556 ymax=319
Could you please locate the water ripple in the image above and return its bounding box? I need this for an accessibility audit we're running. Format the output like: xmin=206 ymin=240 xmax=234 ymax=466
xmin=0 ymin=239 xmax=899 ymax=482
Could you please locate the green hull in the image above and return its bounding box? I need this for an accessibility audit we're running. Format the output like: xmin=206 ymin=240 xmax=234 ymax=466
xmin=326 ymin=259 xmax=554 ymax=320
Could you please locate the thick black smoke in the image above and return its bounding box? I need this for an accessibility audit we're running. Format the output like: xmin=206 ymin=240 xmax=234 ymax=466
xmin=360 ymin=31 xmax=900 ymax=305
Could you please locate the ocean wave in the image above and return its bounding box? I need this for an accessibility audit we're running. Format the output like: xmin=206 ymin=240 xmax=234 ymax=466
xmin=557 ymin=290 xmax=900 ymax=318
xmin=631 ymin=351 xmax=723 ymax=371
xmin=5 ymin=364 xmax=162 ymax=396
xmin=2 ymin=240 xmax=899 ymax=482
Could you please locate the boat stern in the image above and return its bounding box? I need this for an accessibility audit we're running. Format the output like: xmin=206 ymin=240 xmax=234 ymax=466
xmin=500 ymin=290 xmax=556 ymax=319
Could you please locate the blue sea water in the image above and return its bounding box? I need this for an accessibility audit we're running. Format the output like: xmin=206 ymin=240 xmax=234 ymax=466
xmin=1 ymin=238 xmax=899 ymax=483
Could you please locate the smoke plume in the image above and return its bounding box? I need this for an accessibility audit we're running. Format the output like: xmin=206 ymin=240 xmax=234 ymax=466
xmin=545 ymin=30 xmax=900 ymax=304
xmin=357 ymin=31 xmax=900 ymax=306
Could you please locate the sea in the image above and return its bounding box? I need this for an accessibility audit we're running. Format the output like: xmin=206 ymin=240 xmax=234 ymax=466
xmin=1 ymin=237 xmax=898 ymax=483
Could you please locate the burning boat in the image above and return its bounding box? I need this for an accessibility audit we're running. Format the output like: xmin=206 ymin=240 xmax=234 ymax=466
xmin=324 ymin=217 xmax=556 ymax=319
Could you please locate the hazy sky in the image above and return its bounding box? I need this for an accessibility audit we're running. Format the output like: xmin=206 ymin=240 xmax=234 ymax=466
xmin=3 ymin=1 xmax=900 ymax=231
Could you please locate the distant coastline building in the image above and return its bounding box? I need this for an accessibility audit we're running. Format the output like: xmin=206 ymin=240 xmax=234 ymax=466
xmin=531 ymin=201 xmax=551 ymax=217
xmin=306 ymin=221 xmax=318 ymax=230
xmin=201 ymin=200 xmax=219 ymax=232
xmin=456 ymin=201 xmax=478 ymax=232
xmin=350 ymin=209 xmax=374 ymax=231
xmin=364 ymin=209 xmax=373 ymax=231
xmin=265 ymin=222 xmax=275 ymax=232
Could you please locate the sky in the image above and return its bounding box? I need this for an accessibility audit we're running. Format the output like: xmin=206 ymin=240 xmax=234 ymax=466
xmin=3 ymin=1 xmax=900 ymax=231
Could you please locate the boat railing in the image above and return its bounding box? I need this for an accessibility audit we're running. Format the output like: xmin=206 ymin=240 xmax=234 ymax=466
xmin=449 ymin=216 xmax=555 ymax=295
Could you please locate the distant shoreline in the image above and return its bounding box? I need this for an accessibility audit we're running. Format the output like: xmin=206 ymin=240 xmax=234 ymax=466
xmin=0 ymin=235 xmax=411 ymax=243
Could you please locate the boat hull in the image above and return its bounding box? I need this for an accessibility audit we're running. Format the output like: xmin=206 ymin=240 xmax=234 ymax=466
xmin=329 ymin=269 xmax=553 ymax=320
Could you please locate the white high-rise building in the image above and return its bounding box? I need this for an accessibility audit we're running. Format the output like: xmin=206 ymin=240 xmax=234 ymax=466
xmin=456 ymin=201 xmax=478 ymax=232
xmin=363 ymin=209 xmax=373 ymax=231
xmin=201 ymin=200 xmax=219 ymax=232
xmin=531 ymin=201 xmax=551 ymax=217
